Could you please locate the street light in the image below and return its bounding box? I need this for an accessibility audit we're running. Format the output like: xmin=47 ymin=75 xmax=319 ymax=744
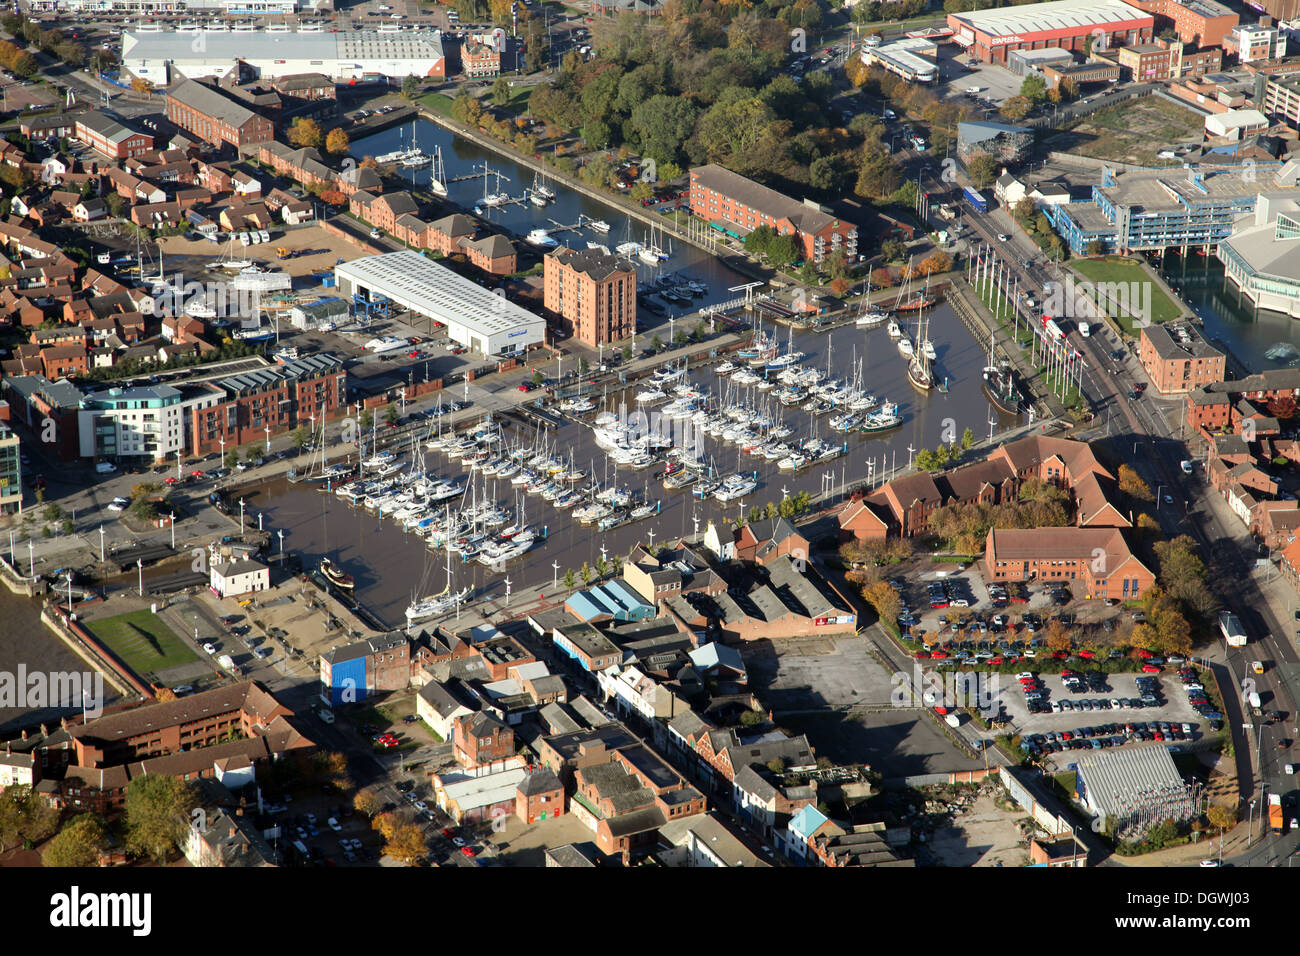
xmin=239 ymin=499 xmax=246 ymax=533
xmin=169 ymin=511 xmax=176 ymax=549
xmin=27 ymin=540 xmax=33 ymax=577
xmin=98 ymin=526 xmax=105 ymax=564
xmin=264 ymin=424 xmax=271 ymax=459
xmin=137 ymin=558 xmax=143 ymax=597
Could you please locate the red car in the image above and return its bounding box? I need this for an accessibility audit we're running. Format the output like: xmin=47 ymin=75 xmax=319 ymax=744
xmin=1142 ymin=664 xmax=1161 ymax=674
xmin=1079 ymin=650 xmax=1096 ymax=659
xmin=164 ymin=476 xmax=180 ymax=485
xmin=1136 ymin=648 xmax=1153 ymax=658
xmin=461 ymin=846 xmax=477 ymax=857
xmin=190 ymin=469 xmax=205 ymax=478
xmin=1053 ymin=650 xmax=1069 ymax=659
xmin=442 ymin=827 xmax=455 ymax=838
xmin=408 ymin=350 xmax=420 ymax=358
xmin=930 ymin=650 xmax=948 ymax=659
xmin=989 ymin=657 xmax=1003 ymax=665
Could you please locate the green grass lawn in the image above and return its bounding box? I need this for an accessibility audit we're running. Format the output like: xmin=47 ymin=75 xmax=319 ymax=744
xmin=1068 ymin=257 xmax=1181 ymax=334
xmin=87 ymin=610 xmax=198 ymax=678
xmin=418 ymin=92 xmax=456 ymax=115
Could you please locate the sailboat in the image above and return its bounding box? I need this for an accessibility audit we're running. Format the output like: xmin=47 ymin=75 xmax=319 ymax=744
xmin=215 ymin=235 xmax=253 ymax=271
xmin=907 ymin=313 xmax=934 ymax=392
xmin=856 ymin=273 xmax=889 ymax=328
xmin=482 ymin=166 xmax=509 ymax=206
xmin=428 ymin=145 xmax=448 ymax=198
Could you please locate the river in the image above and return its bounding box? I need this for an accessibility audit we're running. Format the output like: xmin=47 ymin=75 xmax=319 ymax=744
xmin=0 ymin=582 xmax=92 ymax=735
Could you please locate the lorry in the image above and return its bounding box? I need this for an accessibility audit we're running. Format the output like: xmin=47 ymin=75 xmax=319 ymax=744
xmin=276 ymin=247 xmax=294 ymax=260
xmin=1219 ymin=610 xmax=1248 ymax=647
xmin=1269 ymin=793 xmax=1284 ymax=834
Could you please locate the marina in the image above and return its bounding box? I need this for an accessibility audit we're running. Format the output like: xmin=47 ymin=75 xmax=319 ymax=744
xmin=249 ymin=301 xmax=1025 ymax=629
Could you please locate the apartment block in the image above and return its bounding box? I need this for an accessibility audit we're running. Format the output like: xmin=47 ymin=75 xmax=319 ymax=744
xmin=543 ymin=246 xmax=637 ymax=347
xmin=1138 ymin=322 xmax=1226 ymax=395
xmin=0 ymin=423 xmax=20 ymax=515
xmin=688 ymin=164 xmax=857 ymax=265
xmin=1129 ymin=0 xmax=1238 ymax=48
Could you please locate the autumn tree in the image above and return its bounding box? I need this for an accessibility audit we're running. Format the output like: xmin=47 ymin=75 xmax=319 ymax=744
xmin=1000 ymin=95 xmax=1032 ymax=121
xmin=384 ymin=822 xmax=428 ymax=864
xmin=966 ymin=152 xmax=998 ymax=189
xmin=289 ymin=117 xmax=325 ymax=150
xmin=0 ymin=784 xmax=60 ymax=851
xmin=354 ymin=788 xmax=383 ymax=818
xmin=1207 ymin=803 xmax=1237 ymax=832
xmin=312 ymin=750 xmax=352 ymax=791
xmin=1044 ymin=618 xmax=1073 ymax=652
xmin=1117 ymin=464 xmax=1153 ymax=502
xmin=372 ymin=811 xmax=399 ymax=840
xmin=124 ymin=774 xmax=193 ymax=862
xmin=325 ymin=127 xmax=350 ymax=156
xmin=861 ymin=579 xmax=902 ymax=628
xmin=42 ymin=814 xmax=109 ymax=867
xmin=917 ymin=251 xmax=952 ymax=276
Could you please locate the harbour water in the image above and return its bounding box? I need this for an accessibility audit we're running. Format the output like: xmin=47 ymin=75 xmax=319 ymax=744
xmin=1162 ymin=251 xmax=1299 ymax=373
xmin=250 ymin=303 xmax=1024 ymax=629
xmin=350 ymin=118 xmax=760 ymax=312
xmin=0 ymin=585 xmax=89 ymax=734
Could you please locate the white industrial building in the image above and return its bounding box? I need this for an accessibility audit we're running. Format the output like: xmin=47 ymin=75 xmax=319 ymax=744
xmin=335 ymin=250 xmax=545 ymax=357
xmin=121 ymin=28 xmax=446 ymax=84
xmin=1073 ymin=745 xmax=1196 ymax=833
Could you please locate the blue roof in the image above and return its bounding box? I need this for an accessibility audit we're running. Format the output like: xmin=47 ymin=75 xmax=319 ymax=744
xmin=566 ymin=579 xmax=655 ymax=623
xmin=689 ymin=642 xmax=744 ymax=673
xmin=789 ymin=804 xmax=829 ymax=839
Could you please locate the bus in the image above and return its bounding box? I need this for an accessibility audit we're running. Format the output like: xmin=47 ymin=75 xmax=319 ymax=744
xmin=962 ymin=186 xmax=988 ymax=213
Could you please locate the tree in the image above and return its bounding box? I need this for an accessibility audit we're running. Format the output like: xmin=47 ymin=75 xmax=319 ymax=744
xmin=224 ymin=449 xmax=239 ymax=469
xmin=861 ymin=580 xmax=902 ymax=627
xmin=1044 ymin=618 xmax=1073 ymax=652
xmin=325 ymin=127 xmax=350 ymax=156
xmin=650 ymin=333 xmax=663 ymax=352
xmin=1207 ymin=803 xmax=1237 ymax=832
xmin=384 ymin=403 xmax=400 ymax=425
xmin=385 ymin=822 xmax=427 ymax=865
xmin=1000 ymin=96 xmax=1032 ymax=122
xmin=1020 ymin=73 xmax=1047 ymax=105
xmin=291 ymin=426 xmax=311 ymax=454
xmin=372 ymin=811 xmax=399 ymax=840
xmin=880 ymin=239 xmax=906 ymax=263
xmin=629 ymin=180 xmax=654 ymax=203
xmin=765 ymin=757 xmax=787 ymax=775
xmin=42 ymin=814 xmax=108 ymax=867
xmin=354 ymin=788 xmax=383 ymax=818
xmin=402 ymin=74 xmax=421 ymax=99
xmin=244 ymin=443 xmax=264 ymax=462
xmin=580 ymin=561 xmax=592 ymax=584
xmin=1117 ymin=464 xmax=1154 ymax=503
xmin=358 ymin=409 xmax=375 ymax=433
xmin=961 ymin=427 xmax=975 ymax=451
xmin=563 ymin=569 xmax=576 ymax=589
xmin=739 ymin=709 xmax=765 ymax=727
xmin=289 ymin=117 xmax=325 ymax=149
xmin=0 ymin=784 xmax=59 ymax=851
xmin=966 ymin=152 xmax=999 ymax=189
xmin=124 ymin=774 xmax=193 ymax=862
xmin=491 ymin=76 xmax=512 ymax=107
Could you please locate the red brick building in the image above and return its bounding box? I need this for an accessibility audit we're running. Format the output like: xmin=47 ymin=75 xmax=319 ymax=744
xmin=985 ymin=527 xmax=1156 ymax=600
xmin=167 ymin=79 xmax=275 ymax=149
xmin=543 ymin=246 xmax=637 ymax=347
xmin=514 ymin=767 xmax=565 ymax=823
xmin=689 ymin=164 xmax=857 ymax=266
xmin=74 ymin=112 xmax=154 ymax=161
xmin=453 ymin=712 xmax=515 ymax=769
xmin=1128 ymin=0 xmax=1238 ymax=48
xmin=188 ymin=353 xmax=347 ymax=456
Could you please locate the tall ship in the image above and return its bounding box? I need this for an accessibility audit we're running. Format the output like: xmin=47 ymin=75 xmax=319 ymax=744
xmin=981 ymin=335 xmax=1021 ymax=415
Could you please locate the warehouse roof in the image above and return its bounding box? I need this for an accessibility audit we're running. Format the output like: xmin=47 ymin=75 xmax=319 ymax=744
xmin=335 ymin=250 xmax=543 ymax=340
xmin=167 ymin=79 xmax=259 ymax=129
xmin=124 ymin=29 xmax=444 ymax=65
xmin=951 ymin=0 xmax=1153 ymax=37
xmin=1074 ymin=745 xmax=1188 ymax=820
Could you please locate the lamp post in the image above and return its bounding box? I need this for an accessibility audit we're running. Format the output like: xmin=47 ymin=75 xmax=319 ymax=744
xmin=552 ymin=560 xmax=559 ymax=590
xmin=240 ymin=499 xmax=246 ymax=533
xmin=219 ymin=435 xmax=225 ymax=466
xmin=98 ymin=526 xmax=104 ymax=564
xmin=504 ymin=576 xmax=511 ymax=608
xmin=264 ymin=424 xmax=271 ymax=460
xmin=169 ymin=511 xmax=176 ymax=549
xmin=278 ymin=529 xmax=284 ymax=554
xmin=28 ymin=540 xmax=33 ymax=577
xmin=137 ymin=557 xmax=143 ymax=597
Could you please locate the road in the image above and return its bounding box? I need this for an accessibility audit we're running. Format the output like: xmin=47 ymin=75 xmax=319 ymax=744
xmin=922 ymin=165 xmax=1300 ymax=862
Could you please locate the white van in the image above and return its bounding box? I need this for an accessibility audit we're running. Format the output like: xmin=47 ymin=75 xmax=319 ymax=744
xmin=95 ymin=461 xmax=117 ymax=474
xmin=1180 ymin=459 xmax=1194 ymax=475
xmin=1079 ymin=322 xmax=1090 ymax=337
xmin=317 ymin=706 xmax=335 ymax=724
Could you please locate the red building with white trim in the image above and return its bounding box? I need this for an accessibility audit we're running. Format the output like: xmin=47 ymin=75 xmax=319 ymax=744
xmin=948 ymin=0 xmax=1155 ymax=64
